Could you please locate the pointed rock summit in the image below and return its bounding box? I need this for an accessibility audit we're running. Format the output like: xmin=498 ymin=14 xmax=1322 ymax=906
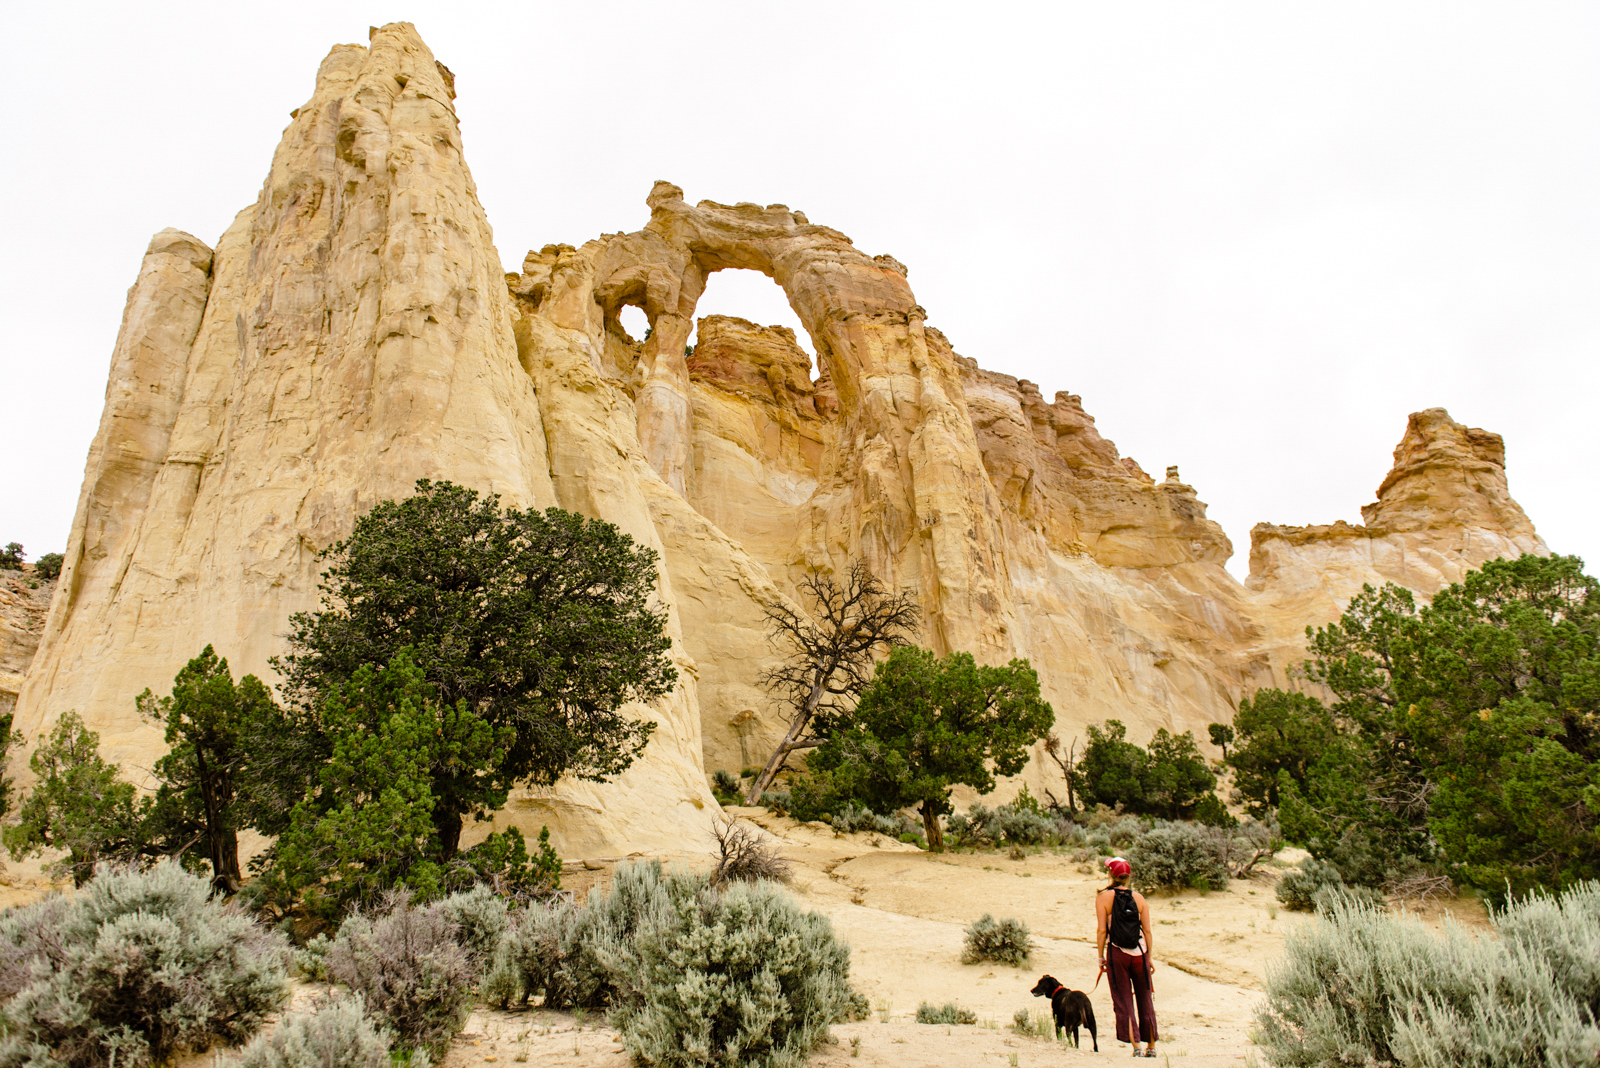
xmin=10 ymin=25 xmax=1552 ymax=851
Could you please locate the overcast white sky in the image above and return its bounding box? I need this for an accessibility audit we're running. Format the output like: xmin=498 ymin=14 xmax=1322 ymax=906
xmin=3 ymin=3 xmax=1595 ymax=579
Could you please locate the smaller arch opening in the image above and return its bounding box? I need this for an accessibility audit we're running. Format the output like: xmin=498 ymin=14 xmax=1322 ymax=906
xmin=618 ymin=304 xmax=651 ymax=345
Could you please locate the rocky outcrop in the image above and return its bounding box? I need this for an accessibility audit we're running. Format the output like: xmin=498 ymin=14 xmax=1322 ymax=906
xmin=1247 ymin=408 xmax=1544 ymax=619
xmin=11 ymin=25 xmax=1550 ymax=853
xmin=0 ymin=569 xmax=54 ymax=720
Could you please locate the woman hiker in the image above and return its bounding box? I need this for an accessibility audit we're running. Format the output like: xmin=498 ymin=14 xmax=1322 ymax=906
xmin=1096 ymin=856 xmax=1158 ymax=1057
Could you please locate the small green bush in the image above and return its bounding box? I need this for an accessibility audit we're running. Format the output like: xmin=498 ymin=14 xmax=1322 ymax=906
xmin=711 ymin=769 xmax=741 ymax=804
xmin=0 ymin=861 xmax=288 ymax=1067
xmin=235 ymin=996 xmax=406 ymax=1068
xmin=1127 ymin=823 xmax=1231 ymax=892
xmin=610 ymin=877 xmax=860 ymax=1068
xmin=294 ymin=932 xmax=333 ymax=981
xmin=1256 ymin=882 xmax=1600 ymax=1067
xmin=32 ymin=552 xmax=62 ymax=581
xmin=324 ymin=893 xmax=475 ymax=1056
xmin=0 ymin=543 xmax=21 ymax=571
xmin=915 ymin=1002 xmax=977 ymax=1025
xmin=961 ymin=914 xmax=1032 ymax=966
xmin=1011 ymin=1007 xmax=1031 ymax=1032
xmin=1275 ymin=857 xmax=1346 ymax=912
xmin=1193 ymin=792 xmax=1237 ymax=828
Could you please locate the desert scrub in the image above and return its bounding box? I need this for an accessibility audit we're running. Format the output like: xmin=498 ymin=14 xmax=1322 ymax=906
xmin=961 ymin=914 xmax=1032 ymax=966
xmin=610 ymin=878 xmax=861 ymax=1068
xmin=830 ymin=803 xmax=921 ymax=840
xmin=946 ymin=792 xmax=1076 ymax=849
xmin=0 ymin=860 xmax=288 ymax=1068
xmin=435 ymin=883 xmax=511 ymax=972
xmin=1127 ymin=823 xmax=1231 ymax=892
xmin=915 ymin=1002 xmax=977 ymax=1025
xmin=1274 ymin=857 xmax=1348 ymax=911
xmin=483 ymin=860 xmax=703 ymax=1011
xmin=324 ymin=892 xmax=475 ymax=1056
xmin=1256 ymin=881 xmax=1600 ymax=1067
xmin=235 ymin=996 xmax=406 ymax=1068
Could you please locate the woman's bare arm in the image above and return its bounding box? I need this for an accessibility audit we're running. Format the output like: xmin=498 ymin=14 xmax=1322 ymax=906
xmin=1137 ymin=892 xmax=1155 ymax=968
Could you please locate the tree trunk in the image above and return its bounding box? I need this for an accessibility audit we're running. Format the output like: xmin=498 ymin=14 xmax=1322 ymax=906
xmin=212 ymin=829 xmax=242 ymax=894
xmin=436 ymin=809 xmax=464 ymax=861
xmin=920 ymin=801 xmax=944 ymax=852
xmin=745 ymin=680 xmax=825 ymax=804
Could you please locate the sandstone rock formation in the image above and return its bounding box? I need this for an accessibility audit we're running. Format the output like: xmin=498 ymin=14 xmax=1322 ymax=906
xmin=11 ymin=23 xmax=1548 ymax=854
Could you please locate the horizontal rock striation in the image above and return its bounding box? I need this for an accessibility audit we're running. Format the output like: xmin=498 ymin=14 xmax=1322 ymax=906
xmin=12 ymin=24 xmax=1549 ymax=852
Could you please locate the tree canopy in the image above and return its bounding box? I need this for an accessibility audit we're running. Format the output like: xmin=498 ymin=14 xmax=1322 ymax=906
xmin=1072 ymin=719 xmax=1217 ymax=820
xmin=1234 ymin=553 xmax=1600 ymax=896
xmin=803 ymin=647 xmax=1053 ymax=850
xmin=137 ymin=645 xmax=279 ymax=892
xmin=274 ymin=480 xmax=675 ymax=855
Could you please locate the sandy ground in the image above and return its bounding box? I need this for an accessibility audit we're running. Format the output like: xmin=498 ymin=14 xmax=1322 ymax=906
xmin=11 ymin=810 xmax=1490 ymax=1067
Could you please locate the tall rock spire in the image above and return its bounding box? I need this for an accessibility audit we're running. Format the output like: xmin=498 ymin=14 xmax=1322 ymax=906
xmin=16 ymin=24 xmax=717 ymax=854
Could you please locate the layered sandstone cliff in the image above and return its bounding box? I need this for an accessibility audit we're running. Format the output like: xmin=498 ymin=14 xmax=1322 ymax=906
xmin=12 ymin=24 xmax=1548 ymax=854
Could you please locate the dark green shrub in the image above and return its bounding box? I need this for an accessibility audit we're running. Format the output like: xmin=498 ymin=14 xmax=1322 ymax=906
xmin=440 ymin=825 xmax=561 ymax=900
xmin=1127 ymin=824 xmax=1231 ymax=892
xmin=323 ymin=893 xmax=475 ymax=1056
xmin=32 ymin=553 xmax=62 ymax=581
xmin=0 ymin=861 xmax=288 ymax=1067
xmin=236 ymin=995 xmax=398 ymax=1068
xmin=961 ymin=914 xmax=1032 ymax=966
xmin=711 ymin=769 xmax=741 ymax=804
xmin=1075 ymin=721 xmax=1216 ymax=818
xmin=1193 ymin=792 xmax=1237 ymax=828
xmin=0 ymin=543 xmax=21 ymax=570
xmin=915 ymin=1002 xmax=977 ymax=1025
xmin=1256 ymin=882 xmax=1600 ymax=1067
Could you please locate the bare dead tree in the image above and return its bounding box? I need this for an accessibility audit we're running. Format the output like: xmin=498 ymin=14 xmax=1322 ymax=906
xmin=709 ymin=818 xmax=792 ymax=886
xmin=1041 ymin=733 xmax=1079 ymax=814
xmin=743 ymin=561 xmax=920 ymax=804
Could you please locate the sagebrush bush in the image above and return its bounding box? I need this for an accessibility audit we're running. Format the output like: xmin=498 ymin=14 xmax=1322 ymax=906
xmin=1275 ymin=857 xmax=1345 ymax=911
xmin=483 ymin=860 xmax=700 ymax=1011
xmin=611 ymin=878 xmax=860 ymax=1068
xmin=830 ymin=803 xmax=920 ymax=840
xmin=961 ymin=914 xmax=1032 ymax=966
xmin=0 ymin=861 xmax=287 ymax=1068
xmin=324 ymin=892 xmax=474 ymax=1055
xmin=235 ymin=996 xmax=407 ymax=1068
xmin=915 ymin=1002 xmax=977 ymax=1025
xmin=435 ymin=883 xmax=510 ymax=971
xmin=1127 ymin=823 xmax=1230 ymax=892
xmin=294 ymin=932 xmax=333 ymax=981
xmin=1257 ymin=882 xmax=1600 ymax=1067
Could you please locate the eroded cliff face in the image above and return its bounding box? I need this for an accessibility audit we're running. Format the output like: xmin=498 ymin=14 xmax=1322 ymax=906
xmin=14 ymin=24 xmax=1549 ymax=852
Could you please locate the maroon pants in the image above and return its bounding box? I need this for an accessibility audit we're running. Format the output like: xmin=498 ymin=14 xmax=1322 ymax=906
xmin=1106 ymin=946 xmax=1158 ymax=1045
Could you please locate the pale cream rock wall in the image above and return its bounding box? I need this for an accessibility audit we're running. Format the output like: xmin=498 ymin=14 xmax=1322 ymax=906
xmin=13 ymin=24 xmax=1551 ymax=853
xmin=14 ymin=24 xmax=717 ymax=857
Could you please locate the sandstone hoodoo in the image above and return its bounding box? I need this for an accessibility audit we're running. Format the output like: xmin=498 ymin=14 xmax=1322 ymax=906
xmin=12 ymin=22 xmax=1547 ymax=855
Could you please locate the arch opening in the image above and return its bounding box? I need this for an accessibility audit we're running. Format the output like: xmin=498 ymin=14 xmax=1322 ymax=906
xmin=689 ymin=268 xmax=817 ymax=370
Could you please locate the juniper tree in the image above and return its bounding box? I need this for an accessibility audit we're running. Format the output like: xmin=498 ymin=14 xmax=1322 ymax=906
xmin=137 ymin=645 xmax=279 ymax=892
xmin=804 ymin=647 xmax=1054 ymax=850
xmin=274 ymin=480 xmax=675 ymax=857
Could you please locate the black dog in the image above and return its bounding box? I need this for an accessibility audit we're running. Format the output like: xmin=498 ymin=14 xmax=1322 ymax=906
xmin=1030 ymin=974 xmax=1098 ymax=1051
